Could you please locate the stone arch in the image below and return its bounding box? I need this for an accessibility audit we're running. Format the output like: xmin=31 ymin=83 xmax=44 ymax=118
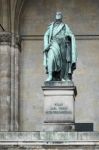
xmin=13 ymin=0 xmax=25 ymax=34
xmin=12 ymin=0 xmax=99 ymax=131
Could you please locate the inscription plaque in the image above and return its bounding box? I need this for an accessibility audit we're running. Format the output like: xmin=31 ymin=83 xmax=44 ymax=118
xmin=44 ymin=95 xmax=74 ymax=123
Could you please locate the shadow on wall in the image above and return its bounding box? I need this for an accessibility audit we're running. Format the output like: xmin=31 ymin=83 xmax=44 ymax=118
xmin=75 ymin=123 xmax=93 ymax=131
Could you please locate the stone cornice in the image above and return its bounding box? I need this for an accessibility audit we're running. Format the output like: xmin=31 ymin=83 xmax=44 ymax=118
xmin=0 ymin=132 xmax=98 ymax=147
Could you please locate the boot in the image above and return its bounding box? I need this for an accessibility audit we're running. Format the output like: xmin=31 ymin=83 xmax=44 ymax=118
xmin=46 ymin=72 xmax=52 ymax=81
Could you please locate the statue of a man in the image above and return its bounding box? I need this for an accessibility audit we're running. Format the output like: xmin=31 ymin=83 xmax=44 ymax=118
xmin=43 ymin=12 xmax=77 ymax=81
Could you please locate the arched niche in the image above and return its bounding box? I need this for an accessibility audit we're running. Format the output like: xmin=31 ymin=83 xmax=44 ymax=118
xmin=11 ymin=0 xmax=25 ymax=34
xmin=18 ymin=0 xmax=99 ymax=131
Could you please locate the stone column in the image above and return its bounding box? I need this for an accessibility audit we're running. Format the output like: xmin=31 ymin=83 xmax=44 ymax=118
xmin=10 ymin=34 xmax=20 ymax=131
xmin=0 ymin=32 xmax=11 ymax=131
xmin=0 ymin=32 xmax=20 ymax=131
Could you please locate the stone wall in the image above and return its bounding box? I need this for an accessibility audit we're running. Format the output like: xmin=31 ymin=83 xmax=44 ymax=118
xmin=19 ymin=0 xmax=99 ymax=35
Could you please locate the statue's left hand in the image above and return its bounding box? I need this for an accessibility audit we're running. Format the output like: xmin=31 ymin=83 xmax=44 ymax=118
xmin=72 ymin=63 xmax=76 ymax=70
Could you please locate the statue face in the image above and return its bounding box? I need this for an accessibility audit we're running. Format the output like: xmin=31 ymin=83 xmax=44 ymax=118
xmin=55 ymin=12 xmax=62 ymax=20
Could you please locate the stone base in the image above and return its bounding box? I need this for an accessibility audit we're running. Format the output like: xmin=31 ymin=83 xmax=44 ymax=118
xmin=42 ymin=81 xmax=76 ymax=131
xmin=43 ymin=123 xmax=75 ymax=131
xmin=0 ymin=132 xmax=99 ymax=149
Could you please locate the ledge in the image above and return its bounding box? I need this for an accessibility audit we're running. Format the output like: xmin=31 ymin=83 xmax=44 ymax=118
xmin=0 ymin=132 xmax=98 ymax=145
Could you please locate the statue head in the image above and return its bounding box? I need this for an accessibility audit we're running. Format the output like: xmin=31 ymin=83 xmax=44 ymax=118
xmin=55 ymin=12 xmax=63 ymax=21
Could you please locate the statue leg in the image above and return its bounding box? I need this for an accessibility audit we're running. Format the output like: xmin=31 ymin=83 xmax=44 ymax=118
xmin=68 ymin=62 xmax=72 ymax=80
xmin=46 ymin=50 xmax=54 ymax=81
xmin=61 ymin=61 xmax=68 ymax=81
xmin=61 ymin=63 xmax=66 ymax=81
xmin=61 ymin=61 xmax=72 ymax=81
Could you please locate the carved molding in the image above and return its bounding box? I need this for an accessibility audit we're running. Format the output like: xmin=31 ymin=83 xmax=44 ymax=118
xmin=0 ymin=32 xmax=12 ymax=43
xmin=0 ymin=32 xmax=21 ymax=47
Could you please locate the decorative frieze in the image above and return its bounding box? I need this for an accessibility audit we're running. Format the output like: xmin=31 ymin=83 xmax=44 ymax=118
xmin=0 ymin=32 xmax=12 ymax=43
xmin=0 ymin=32 xmax=21 ymax=48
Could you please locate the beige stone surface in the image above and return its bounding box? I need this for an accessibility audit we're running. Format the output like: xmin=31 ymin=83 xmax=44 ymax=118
xmin=20 ymin=40 xmax=44 ymax=131
xmin=74 ymin=40 xmax=99 ymax=130
xmin=0 ymin=45 xmax=11 ymax=131
xmin=20 ymin=0 xmax=99 ymax=35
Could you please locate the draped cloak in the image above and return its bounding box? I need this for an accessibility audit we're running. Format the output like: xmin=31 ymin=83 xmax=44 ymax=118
xmin=43 ymin=22 xmax=77 ymax=78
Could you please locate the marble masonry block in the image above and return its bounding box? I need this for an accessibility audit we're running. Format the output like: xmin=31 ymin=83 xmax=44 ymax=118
xmin=42 ymin=81 xmax=76 ymax=131
xmin=42 ymin=123 xmax=75 ymax=131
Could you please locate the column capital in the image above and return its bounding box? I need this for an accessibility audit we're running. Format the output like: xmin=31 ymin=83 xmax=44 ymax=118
xmin=0 ymin=32 xmax=12 ymax=44
xmin=0 ymin=32 xmax=21 ymax=48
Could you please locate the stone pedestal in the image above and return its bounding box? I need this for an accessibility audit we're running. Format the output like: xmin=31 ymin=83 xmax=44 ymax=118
xmin=42 ymin=81 xmax=76 ymax=131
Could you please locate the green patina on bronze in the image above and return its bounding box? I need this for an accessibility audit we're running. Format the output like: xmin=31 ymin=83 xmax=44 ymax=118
xmin=43 ymin=12 xmax=77 ymax=81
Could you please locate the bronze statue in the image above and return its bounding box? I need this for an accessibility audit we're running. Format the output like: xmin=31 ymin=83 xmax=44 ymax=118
xmin=43 ymin=12 xmax=77 ymax=81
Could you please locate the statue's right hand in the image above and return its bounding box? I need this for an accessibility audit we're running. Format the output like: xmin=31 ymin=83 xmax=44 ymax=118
xmin=44 ymin=43 xmax=51 ymax=52
xmin=44 ymin=48 xmax=49 ymax=52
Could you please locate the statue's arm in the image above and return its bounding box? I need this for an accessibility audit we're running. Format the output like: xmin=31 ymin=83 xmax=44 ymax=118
xmin=65 ymin=24 xmax=77 ymax=65
xmin=44 ymin=28 xmax=50 ymax=52
xmin=43 ymin=26 xmax=50 ymax=67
